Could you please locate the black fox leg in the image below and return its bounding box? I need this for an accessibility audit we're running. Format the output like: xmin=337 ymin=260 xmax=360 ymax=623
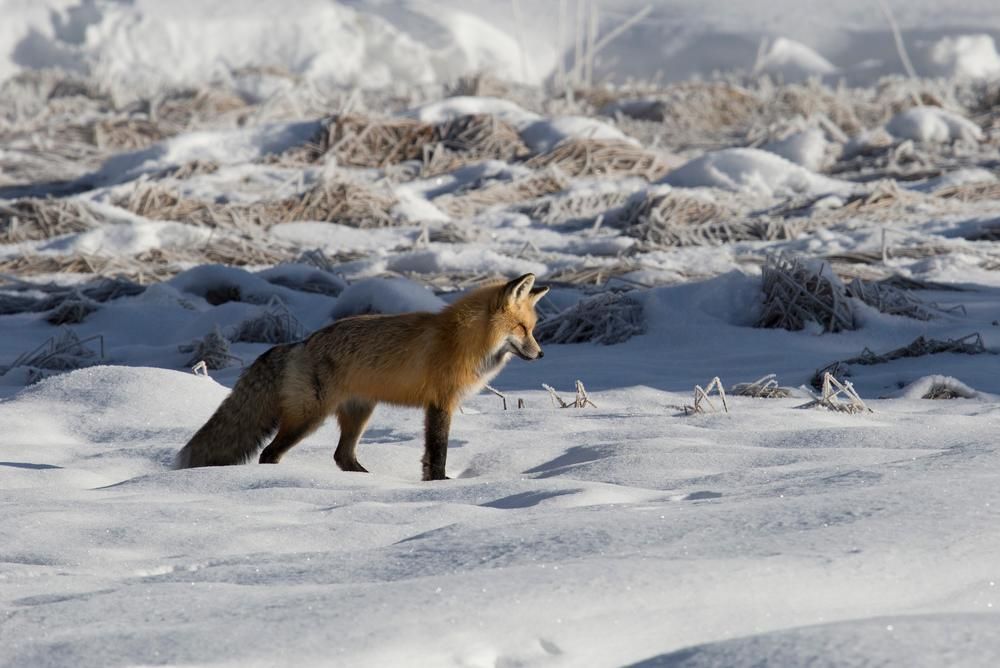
xmin=334 ymin=399 xmax=375 ymax=473
xmin=422 ymin=404 xmax=451 ymax=481
xmin=259 ymin=416 xmax=322 ymax=464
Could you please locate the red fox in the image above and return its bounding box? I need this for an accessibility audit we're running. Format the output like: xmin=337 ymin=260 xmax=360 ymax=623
xmin=175 ymin=273 xmax=548 ymax=480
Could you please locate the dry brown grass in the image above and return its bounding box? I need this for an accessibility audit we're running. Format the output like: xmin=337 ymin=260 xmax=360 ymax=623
xmin=433 ymin=171 xmax=568 ymax=219
xmin=0 ymin=198 xmax=101 ymax=242
xmin=273 ymin=181 xmax=399 ymax=227
xmin=301 ymin=113 xmax=530 ymax=176
xmin=525 ymin=138 xmax=670 ymax=180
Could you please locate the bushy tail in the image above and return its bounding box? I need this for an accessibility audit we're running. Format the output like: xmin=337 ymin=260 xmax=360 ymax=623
xmin=174 ymin=347 xmax=290 ymax=468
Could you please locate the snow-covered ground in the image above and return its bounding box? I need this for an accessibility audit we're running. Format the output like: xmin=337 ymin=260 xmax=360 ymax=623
xmin=4 ymin=1 xmax=1000 ymax=667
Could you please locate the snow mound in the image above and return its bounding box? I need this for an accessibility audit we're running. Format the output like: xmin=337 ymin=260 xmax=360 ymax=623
xmin=406 ymin=97 xmax=540 ymax=127
xmin=92 ymin=120 xmax=320 ymax=187
xmin=885 ymin=106 xmax=984 ymax=144
xmin=386 ymin=246 xmax=547 ymax=277
xmin=520 ymin=116 xmax=637 ymax=154
xmin=330 ymin=277 xmax=445 ymax=320
xmin=753 ymin=37 xmax=837 ymax=82
xmin=925 ymin=34 xmax=1000 ymax=80
xmin=889 ymin=375 xmax=988 ymax=400
xmin=661 ymin=148 xmax=854 ymax=198
xmin=761 ymin=128 xmax=835 ymax=172
xmin=632 ymin=613 xmax=1000 ymax=668
xmin=6 ymin=365 xmax=225 ymax=455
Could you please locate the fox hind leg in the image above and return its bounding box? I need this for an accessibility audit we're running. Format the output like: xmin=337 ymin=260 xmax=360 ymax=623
xmin=334 ymin=399 xmax=375 ymax=473
xmin=259 ymin=415 xmax=323 ymax=464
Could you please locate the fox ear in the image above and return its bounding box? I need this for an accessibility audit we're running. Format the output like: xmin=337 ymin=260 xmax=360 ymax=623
xmin=528 ymin=285 xmax=549 ymax=306
xmin=503 ymin=273 xmax=536 ymax=304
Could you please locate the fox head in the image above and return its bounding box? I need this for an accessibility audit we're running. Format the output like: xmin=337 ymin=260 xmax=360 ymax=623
xmin=492 ymin=273 xmax=549 ymax=361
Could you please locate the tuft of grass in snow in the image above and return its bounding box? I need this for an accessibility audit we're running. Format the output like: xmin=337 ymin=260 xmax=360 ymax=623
xmin=230 ymin=297 xmax=306 ymax=344
xmin=434 ymin=171 xmax=568 ymax=218
xmin=178 ymin=326 xmax=241 ymax=370
xmin=525 ymin=138 xmax=670 ymax=180
xmin=797 ymin=372 xmax=871 ymax=414
xmin=535 ymin=290 xmax=645 ymax=345
xmin=275 ymin=181 xmax=399 ymax=228
xmin=300 ymin=113 xmax=529 ymax=176
xmin=757 ymin=255 xmax=856 ymax=333
xmin=0 ymin=198 xmax=101 ymax=242
xmin=811 ymin=333 xmax=990 ymax=390
xmin=730 ymin=374 xmax=793 ymax=399
xmin=1 ymin=328 xmax=104 ymax=378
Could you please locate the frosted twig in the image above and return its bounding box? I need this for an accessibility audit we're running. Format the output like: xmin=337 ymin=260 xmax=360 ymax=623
xmin=685 ymin=376 xmax=728 ymax=415
xmin=544 ymin=380 xmax=596 ymax=408
xmin=796 ymin=373 xmax=871 ymax=414
xmin=484 ymin=384 xmax=509 ymax=410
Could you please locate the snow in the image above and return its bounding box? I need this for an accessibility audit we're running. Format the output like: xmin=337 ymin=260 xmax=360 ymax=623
xmin=885 ymin=106 xmax=985 ymax=144
xmin=519 ymin=116 xmax=638 ymax=154
xmin=661 ymin=148 xmax=855 ymax=199
xmin=330 ymin=277 xmax=445 ymax=319
xmin=761 ymin=128 xmax=835 ymax=172
xmin=925 ymin=34 xmax=1000 ymax=80
xmin=6 ymin=0 xmax=1000 ymax=90
xmin=407 ymin=97 xmax=541 ymax=127
xmin=753 ymin=37 xmax=838 ymax=82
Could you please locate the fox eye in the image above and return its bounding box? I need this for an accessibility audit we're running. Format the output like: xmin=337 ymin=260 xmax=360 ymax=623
xmin=517 ymin=324 xmax=528 ymax=336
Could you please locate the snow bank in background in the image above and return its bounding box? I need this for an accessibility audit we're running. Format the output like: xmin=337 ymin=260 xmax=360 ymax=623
xmin=885 ymin=106 xmax=984 ymax=144
xmin=7 ymin=2 xmax=1000 ymax=90
xmin=0 ymin=0 xmax=552 ymax=98
xmin=925 ymin=34 xmax=1000 ymax=80
xmin=661 ymin=148 xmax=854 ymax=198
xmin=330 ymin=277 xmax=445 ymax=319
xmin=753 ymin=37 xmax=838 ymax=81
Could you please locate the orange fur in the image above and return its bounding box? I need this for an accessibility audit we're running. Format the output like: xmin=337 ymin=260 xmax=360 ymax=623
xmin=176 ymin=273 xmax=549 ymax=479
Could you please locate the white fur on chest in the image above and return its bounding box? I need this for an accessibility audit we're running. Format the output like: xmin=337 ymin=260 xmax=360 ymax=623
xmin=468 ymin=344 xmax=514 ymax=396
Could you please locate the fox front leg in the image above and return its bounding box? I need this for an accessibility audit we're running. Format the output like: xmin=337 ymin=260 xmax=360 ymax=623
xmin=422 ymin=404 xmax=451 ymax=481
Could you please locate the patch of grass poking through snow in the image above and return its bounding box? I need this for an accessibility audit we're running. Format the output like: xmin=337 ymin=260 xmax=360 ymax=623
xmin=542 ymin=380 xmax=597 ymax=408
xmin=519 ymin=190 xmax=635 ymax=227
xmin=276 ymin=181 xmax=399 ymax=228
xmin=0 ymin=198 xmax=101 ymax=242
xmin=797 ymin=373 xmax=871 ymax=414
xmin=757 ymin=255 xmax=856 ymax=333
xmin=616 ymin=190 xmax=808 ymax=247
xmin=729 ymin=374 xmax=793 ymax=399
xmin=301 ymin=113 xmax=529 ymax=176
xmin=230 ymin=297 xmax=306 ymax=344
xmin=534 ymin=291 xmax=645 ymax=345
xmin=433 ymin=171 xmax=568 ymax=218
xmin=683 ymin=377 xmax=730 ymax=415
xmin=525 ymin=138 xmax=670 ymax=180
xmin=811 ymin=333 xmax=990 ymax=390
xmin=1 ymin=329 xmax=105 ymax=382
xmin=178 ymin=326 xmax=242 ymax=370
xmin=44 ymin=297 xmax=98 ymax=326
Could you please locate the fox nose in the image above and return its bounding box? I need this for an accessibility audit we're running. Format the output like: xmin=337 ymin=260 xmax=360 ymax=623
xmin=537 ymin=350 xmax=544 ymax=359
